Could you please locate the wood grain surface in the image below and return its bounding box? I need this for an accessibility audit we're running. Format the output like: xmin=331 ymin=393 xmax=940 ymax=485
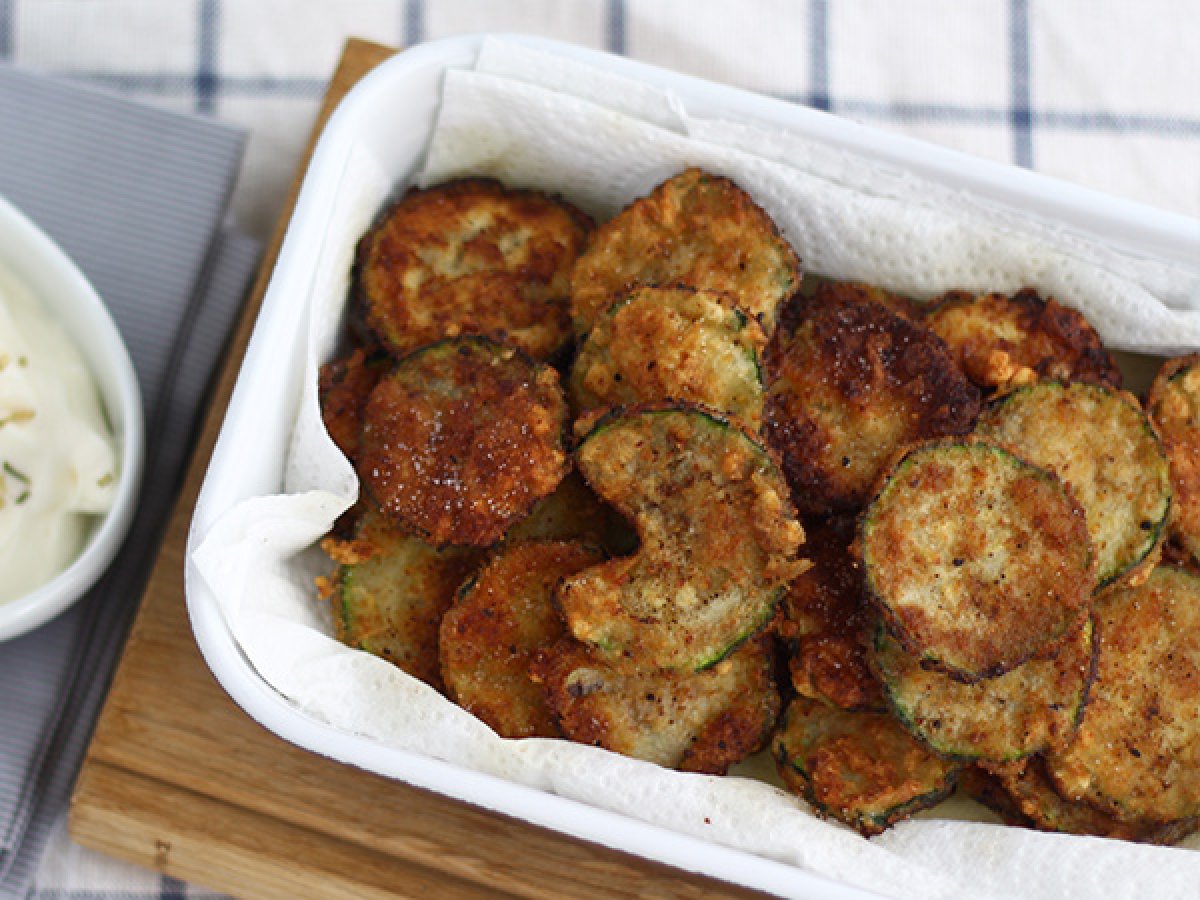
xmin=67 ymin=38 xmax=769 ymax=899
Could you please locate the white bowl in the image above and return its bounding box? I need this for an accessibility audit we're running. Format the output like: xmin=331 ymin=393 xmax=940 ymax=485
xmin=0 ymin=194 xmax=144 ymax=642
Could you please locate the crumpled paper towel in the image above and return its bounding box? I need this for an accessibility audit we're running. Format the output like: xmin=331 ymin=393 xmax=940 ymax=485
xmin=191 ymin=37 xmax=1200 ymax=900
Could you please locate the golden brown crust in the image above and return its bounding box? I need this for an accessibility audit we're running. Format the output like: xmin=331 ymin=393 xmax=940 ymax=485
xmin=358 ymin=338 xmax=569 ymax=547
xmin=504 ymin=470 xmax=635 ymax=553
xmin=532 ymin=635 xmax=780 ymax=774
xmin=780 ymin=516 xmax=883 ymax=711
xmin=799 ymin=278 xmax=924 ymax=322
xmin=570 ymin=168 xmax=800 ymax=335
xmin=1147 ymin=354 xmax=1200 ymax=564
xmin=318 ymin=345 xmax=389 ymax=536
xmin=357 ymin=178 xmax=591 ymax=359
xmin=317 ymin=345 xmax=386 ymax=464
xmin=861 ymin=440 xmax=1095 ymax=680
xmin=958 ymin=765 xmax=1032 ymax=826
xmin=873 ymin=618 xmax=1096 ymax=762
xmin=328 ymin=506 xmax=482 ymax=690
xmin=925 ymin=288 xmax=1122 ymax=392
xmin=977 ymin=380 xmax=1172 ymax=588
xmin=765 ymin=286 xmax=980 ymax=515
xmin=558 ymin=407 xmax=806 ymax=671
xmin=570 ymin=286 xmax=767 ymax=432
xmin=773 ymin=697 xmax=960 ymax=836
xmin=985 ymin=757 xmax=1198 ymax=844
xmin=1046 ymin=567 xmax=1200 ymax=825
xmin=324 ymin=166 xmax=1200 ymax=844
xmin=439 ymin=540 xmax=603 ymax=738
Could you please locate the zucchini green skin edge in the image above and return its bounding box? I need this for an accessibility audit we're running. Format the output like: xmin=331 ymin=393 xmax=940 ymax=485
xmin=773 ymin=701 xmax=959 ymax=835
xmin=335 ymin=563 xmax=425 ymax=656
xmin=338 ymin=574 xmax=355 ymax=635
xmin=568 ymin=405 xmax=797 ymax=672
xmin=775 ymin=747 xmax=958 ymax=834
xmin=860 ymin=439 xmax=1094 ymax=680
xmin=585 ymin=292 xmax=763 ymax=384
xmin=330 ymin=515 xmax=480 ymax=687
xmin=572 ymin=289 xmax=766 ymax=428
xmin=1046 ymin=567 xmax=1200 ymax=825
xmin=874 ymin=619 xmax=1097 ymax=763
xmin=693 ymin=597 xmax=780 ymax=671
xmin=978 ymin=380 xmax=1171 ymax=590
xmin=337 ymin=568 xmax=369 ymax=649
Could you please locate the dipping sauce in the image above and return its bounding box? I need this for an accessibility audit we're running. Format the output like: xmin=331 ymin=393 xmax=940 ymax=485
xmin=0 ymin=262 xmax=117 ymax=603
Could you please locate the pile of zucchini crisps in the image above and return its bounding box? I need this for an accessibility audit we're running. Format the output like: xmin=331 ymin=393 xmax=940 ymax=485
xmin=316 ymin=167 xmax=1200 ymax=841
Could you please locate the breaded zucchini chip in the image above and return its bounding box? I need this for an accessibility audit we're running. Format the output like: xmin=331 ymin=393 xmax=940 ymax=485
xmin=861 ymin=440 xmax=1094 ymax=680
xmin=532 ymin=635 xmax=779 ymax=774
xmin=504 ymin=471 xmax=635 ymax=553
xmin=957 ymin=765 xmax=1029 ymax=825
xmin=439 ymin=540 xmax=603 ymax=739
xmin=977 ymin=380 xmax=1171 ymax=588
xmin=872 ymin=619 xmax=1096 ymax=762
xmin=558 ymin=407 xmax=805 ymax=671
xmin=570 ymin=286 xmax=767 ymax=431
xmin=357 ymin=178 xmax=591 ymax=359
xmin=323 ymin=505 xmax=481 ymax=690
xmin=1046 ymin=567 xmax=1200 ymax=825
xmin=781 ymin=516 xmax=882 ymax=711
xmin=773 ymin=697 xmax=960 ymax=836
xmin=925 ymin=288 xmax=1121 ymax=391
xmin=358 ymin=337 xmax=569 ymax=547
xmin=971 ymin=758 xmax=1198 ymax=844
xmin=318 ymin=344 xmax=387 ymax=463
xmin=800 ymin=277 xmax=924 ymax=322
xmin=1147 ymin=354 xmax=1200 ymax=563
xmin=765 ymin=286 xmax=980 ymax=515
xmin=570 ymin=168 xmax=800 ymax=335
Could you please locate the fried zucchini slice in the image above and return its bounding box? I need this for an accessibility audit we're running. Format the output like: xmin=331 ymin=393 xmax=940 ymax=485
xmin=504 ymin=471 xmax=635 ymax=553
xmin=532 ymin=635 xmax=779 ymax=774
xmin=873 ymin=619 xmax=1096 ymax=762
xmin=318 ymin=345 xmax=388 ymax=464
xmin=1147 ymin=354 xmax=1200 ymax=564
xmin=977 ymin=380 xmax=1171 ymax=588
xmin=957 ymin=765 xmax=1030 ymax=825
xmin=1046 ymin=567 xmax=1200 ymax=825
xmin=324 ymin=506 xmax=481 ymax=690
xmin=862 ymin=440 xmax=1094 ymax=680
xmin=925 ymin=288 xmax=1121 ymax=391
xmin=773 ymin=697 xmax=960 ymax=836
xmin=358 ymin=338 xmax=569 ymax=547
xmin=974 ymin=758 xmax=1198 ymax=844
xmin=357 ymin=178 xmax=591 ymax=360
xmin=570 ymin=168 xmax=800 ymax=335
xmin=558 ymin=407 xmax=805 ymax=671
xmin=439 ymin=540 xmax=603 ymax=739
xmin=781 ymin=516 xmax=883 ymax=711
xmin=799 ymin=277 xmax=924 ymax=321
xmin=765 ymin=286 xmax=980 ymax=515
xmin=570 ymin=286 xmax=767 ymax=431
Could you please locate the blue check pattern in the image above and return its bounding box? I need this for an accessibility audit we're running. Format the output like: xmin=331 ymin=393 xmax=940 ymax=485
xmin=4 ymin=0 xmax=1199 ymax=246
xmin=1 ymin=1 xmax=1197 ymax=897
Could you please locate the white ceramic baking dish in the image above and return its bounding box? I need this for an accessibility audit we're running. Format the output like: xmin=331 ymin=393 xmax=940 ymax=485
xmin=185 ymin=33 xmax=1200 ymax=899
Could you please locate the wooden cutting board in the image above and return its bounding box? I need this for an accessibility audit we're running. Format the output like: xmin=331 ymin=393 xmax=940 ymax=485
xmin=68 ymin=38 xmax=769 ymax=899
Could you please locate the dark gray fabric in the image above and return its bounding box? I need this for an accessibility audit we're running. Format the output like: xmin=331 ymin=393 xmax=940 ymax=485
xmin=0 ymin=65 xmax=259 ymax=895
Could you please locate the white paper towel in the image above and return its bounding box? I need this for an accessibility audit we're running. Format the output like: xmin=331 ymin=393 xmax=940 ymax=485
xmin=192 ymin=38 xmax=1200 ymax=900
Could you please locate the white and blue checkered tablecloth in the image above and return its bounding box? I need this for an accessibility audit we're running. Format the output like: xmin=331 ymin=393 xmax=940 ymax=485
xmin=2 ymin=2 xmax=1198 ymax=898
xmin=7 ymin=0 xmax=1198 ymax=245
